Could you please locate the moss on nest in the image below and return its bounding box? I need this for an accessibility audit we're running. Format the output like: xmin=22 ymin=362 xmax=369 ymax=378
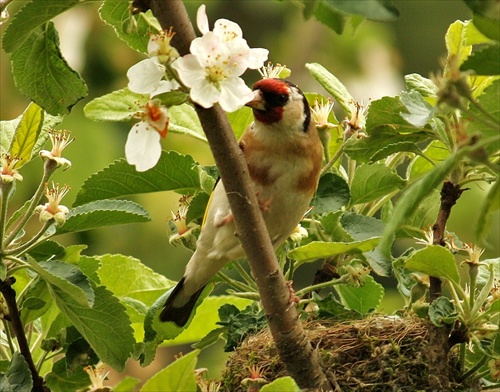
xmin=221 ymin=316 xmax=479 ymax=391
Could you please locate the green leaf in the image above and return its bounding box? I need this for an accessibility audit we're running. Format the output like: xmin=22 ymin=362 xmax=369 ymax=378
xmin=314 ymin=292 xmax=363 ymax=320
xmin=9 ymin=103 xmax=44 ymax=169
xmin=96 ymin=254 xmax=175 ymax=306
xmin=217 ymin=305 xmax=267 ymax=352
xmin=429 ymin=296 xmax=458 ymax=327
xmin=83 ymin=88 xmax=148 ymax=122
xmin=261 ymin=377 xmax=301 ymax=392
xmin=444 ymin=20 xmax=491 ymax=66
xmin=405 ymin=245 xmax=460 ymax=285
xmin=379 ymin=150 xmax=465 ymax=258
xmin=168 ymin=104 xmax=207 ymax=142
xmin=339 ymin=213 xmax=390 ymax=276
xmin=400 ymin=90 xmax=436 ymax=128
xmin=473 ymin=14 xmax=500 ymax=41
xmin=397 ymin=189 xmax=440 ymax=238
xmin=367 ymin=96 xmax=425 ymax=133
xmin=99 ymin=0 xmax=159 ymax=53
xmin=340 ymin=212 xmax=385 ymax=240
xmin=57 ymin=200 xmax=151 ymax=234
xmin=74 ymin=151 xmax=203 ymax=206
xmin=306 ymin=63 xmax=354 ymax=117
xmin=1 ymin=108 xmax=62 ymax=160
xmin=344 ymin=126 xmax=428 ymax=163
xmin=311 ymin=172 xmax=350 ymax=214
xmin=404 ymin=74 xmax=438 ymax=99
xmin=468 ymin=79 xmax=500 ymax=153
xmin=2 ymin=0 xmax=84 ymax=53
xmin=336 ymin=275 xmax=384 ymax=314
xmin=45 ymin=358 xmax=90 ymax=392
xmin=53 ymin=285 xmax=134 ymax=372
xmin=350 ymin=163 xmax=405 ymax=205
xmin=155 ymin=90 xmax=189 ymax=107
xmin=477 ymin=258 xmax=500 ymax=289
xmin=289 ymin=238 xmax=381 ymax=263
xmin=25 ymin=258 xmax=94 ymax=307
xmin=113 ymin=377 xmax=141 ymax=392
xmin=11 ymin=22 xmax=88 ymax=115
xmin=475 ymin=180 xmax=500 ymax=247
xmin=0 ymin=353 xmax=33 ymax=392
xmin=461 ymin=44 xmax=500 ymax=75
xmin=328 ymin=0 xmax=399 ymax=22
xmin=313 ymin=1 xmax=347 ymax=34
xmin=227 ymin=106 xmax=254 ymax=139
xmin=407 ymin=141 xmax=449 ymax=181
xmin=186 ymin=192 xmax=210 ymax=224
xmin=140 ymin=350 xmax=198 ymax=392
xmin=20 ymin=280 xmax=53 ymax=325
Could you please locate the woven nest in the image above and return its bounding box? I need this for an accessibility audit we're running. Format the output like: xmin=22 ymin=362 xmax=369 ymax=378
xmin=221 ymin=316 xmax=477 ymax=391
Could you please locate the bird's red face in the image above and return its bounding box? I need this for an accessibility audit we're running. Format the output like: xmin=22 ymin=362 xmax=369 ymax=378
xmin=246 ymin=79 xmax=292 ymax=125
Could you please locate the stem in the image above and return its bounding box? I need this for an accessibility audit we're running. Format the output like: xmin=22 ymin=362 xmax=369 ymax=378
xmin=428 ymin=180 xmax=465 ymax=390
xmin=295 ymin=275 xmax=349 ymax=297
xmin=0 ymin=278 xmax=46 ymax=391
xmin=232 ymin=261 xmax=258 ymax=290
xmin=4 ymin=161 xmax=57 ymax=248
xmin=0 ymin=182 xmax=14 ymax=251
xmin=458 ymin=354 xmax=488 ymax=382
xmin=2 ymin=318 xmax=16 ymax=354
xmin=216 ymin=272 xmax=256 ymax=293
xmin=136 ymin=1 xmax=331 ymax=389
xmin=5 ymin=221 xmax=53 ymax=257
xmin=320 ymin=140 xmax=345 ymax=176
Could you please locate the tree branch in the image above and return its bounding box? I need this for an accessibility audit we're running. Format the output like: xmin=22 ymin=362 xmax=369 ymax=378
xmin=428 ymin=180 xmax=465 ymax=390
xmin=0 ymin=277 xmax=47 ymax=392
xmin=135 ymin=0 xmax=330 ymax=389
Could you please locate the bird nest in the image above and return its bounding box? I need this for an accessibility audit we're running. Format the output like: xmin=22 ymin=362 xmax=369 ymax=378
xmin=221 ymin=316 xmax=476 ymax=391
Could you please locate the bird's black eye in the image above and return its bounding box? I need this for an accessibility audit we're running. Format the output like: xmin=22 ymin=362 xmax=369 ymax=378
xmin=266 ymin=92 xmax=289 ymax=108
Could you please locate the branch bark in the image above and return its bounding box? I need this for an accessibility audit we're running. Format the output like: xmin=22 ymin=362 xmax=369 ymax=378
xmin=0 ymin=277 xmax=48 ymax=392
xmin=134 ymin=0 xmax=330 ymax=389
xmin=428 ymin=181 xmax=465 ymax=390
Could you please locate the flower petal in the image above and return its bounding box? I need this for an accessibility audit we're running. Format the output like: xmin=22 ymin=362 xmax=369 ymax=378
xmin=196 ymin=4 xmax=209 ymax=35
xmin=125 ymin=121 xmax=162 ymax=172
xmin=214 ymin=18 xmax=243 ymax=41
xmin=219 ymin=77 xmax=253 ymax=112
xmin=246 ymin=48 xmax=269 ymax=69
xmin=127 ymin=58 xmax=165 ymax=94
xmin=190 ymin=79 xmax=220 ymax=108
xmin=172 ymin=54 xmax=205 ymax=88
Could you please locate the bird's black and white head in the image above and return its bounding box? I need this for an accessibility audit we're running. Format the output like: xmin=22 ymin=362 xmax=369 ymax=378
xmin=246 ymin=78 xmax=311 ymax=134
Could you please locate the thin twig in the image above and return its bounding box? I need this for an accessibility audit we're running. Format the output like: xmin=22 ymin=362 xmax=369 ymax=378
xmin=0 ymin=278 xmax=46 ymax=391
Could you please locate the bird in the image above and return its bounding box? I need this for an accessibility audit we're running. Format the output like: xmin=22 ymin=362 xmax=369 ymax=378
xmin=160 ymin=78 xmax=323 ymax=326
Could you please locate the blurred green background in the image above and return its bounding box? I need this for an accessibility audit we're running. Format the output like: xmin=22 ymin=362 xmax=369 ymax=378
xmin=1 ymin=0 xmax=498 ymax=385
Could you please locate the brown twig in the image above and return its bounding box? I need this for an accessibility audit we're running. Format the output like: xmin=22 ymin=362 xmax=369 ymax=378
xmin=0 ymin=277 xmax=48 ymax=392
xmin=134 ymin=0 xmax=331 ymax=389
xmin=428 ymin=181 xmax=465 ymax=390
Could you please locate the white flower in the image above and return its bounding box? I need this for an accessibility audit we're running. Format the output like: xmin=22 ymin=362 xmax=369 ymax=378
xmin=311 ymin=98 xmax=335 ymax=128
xmin=126 ymin=99 xmax=168 ymax=172
xmin=39 ymin=130 xmax=73 ymax=169
xmin=1 ymin=154 xmax=23 ymax=183
xmin=147 ymin=28 xmax=180 ymax=64
xmin=172 ymin=4 xmax=268 ymax=112
xmin=35 ymin=183 xmax=70 ymax=225
xmin=289 ymin=224 xmax=308 ymax=243
xmin=259 ymin=62 xmax=291 ymax=79
xmin=127 ymin=30 xmax=179 ymax=96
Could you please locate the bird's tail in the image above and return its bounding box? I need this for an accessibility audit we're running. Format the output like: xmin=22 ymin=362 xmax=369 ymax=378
xmin=159 ymin=277 xmax=206 ymax=327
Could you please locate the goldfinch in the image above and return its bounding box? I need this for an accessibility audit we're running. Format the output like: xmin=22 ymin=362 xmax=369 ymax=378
xmin=160 ymin=78 xmax=323 ymax=326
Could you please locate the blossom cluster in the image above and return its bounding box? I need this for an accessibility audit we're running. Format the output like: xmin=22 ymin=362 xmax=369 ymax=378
xmin=125 ymin=5 xmax=268 ymax=172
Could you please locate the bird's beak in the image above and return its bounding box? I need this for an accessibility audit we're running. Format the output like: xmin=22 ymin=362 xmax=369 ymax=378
xmin=245 ymin=89 xmax=266 ymax=111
